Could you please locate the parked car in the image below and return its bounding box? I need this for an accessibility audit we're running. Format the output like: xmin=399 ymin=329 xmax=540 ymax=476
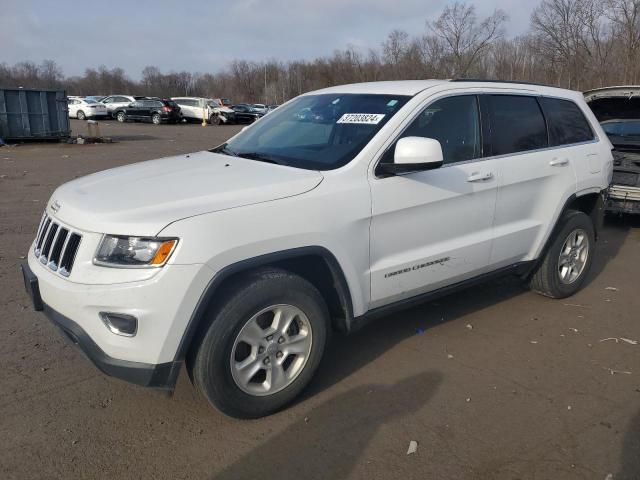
xmin=23 ymin=80 xmax=611 ymax=419
xmin=267 ymin=104 xmax=280 ymax=112
xmin=84 ymin=95 xmax=106 ymax=102
xmin=114 ymin=99 xmax=181 ymax=124
xmin=585 ymin=86 xmax=640 ymax=214
xmin=231 ymin=103 xmax=265 ymax=123
xmin=171 ymin=97 xmax=236 ymax=125
xmin=67 ymin=97 xmax=108 ymax=120
xmin=252 ymin=103 xmax=268 ymax=114
xmin=100 ymin=95 xmax=147 ymax=118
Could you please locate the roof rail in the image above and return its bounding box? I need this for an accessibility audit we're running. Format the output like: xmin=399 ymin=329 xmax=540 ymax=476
xmin=450 ymin=78 xmax=554 ymax=88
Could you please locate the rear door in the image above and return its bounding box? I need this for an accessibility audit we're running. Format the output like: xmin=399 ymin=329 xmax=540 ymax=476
xmin=488 ymin=94 xmax=580 ymax=267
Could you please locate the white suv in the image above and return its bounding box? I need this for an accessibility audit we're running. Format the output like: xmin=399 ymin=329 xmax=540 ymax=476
xmin=172 ymin=97 xmax=236 ymax=125
xmin=22 ymin=80 xmax=613 ymax=418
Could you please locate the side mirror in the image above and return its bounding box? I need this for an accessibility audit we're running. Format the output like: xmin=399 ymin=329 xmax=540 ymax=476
xmin=379 ymin=137 xmax=444 ymax=175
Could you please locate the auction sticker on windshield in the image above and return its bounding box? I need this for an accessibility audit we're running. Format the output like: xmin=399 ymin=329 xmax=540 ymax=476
xmin=337 ymin=113 xmax=385 ymax=124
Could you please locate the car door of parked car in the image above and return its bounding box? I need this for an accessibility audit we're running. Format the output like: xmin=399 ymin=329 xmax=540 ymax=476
xmin=67 ymin=99 xmax=79 ymax=118
xmin=486 ymin=94 xmax=582 ymax=268
xmin=126 ymin=101 xmax=144 ymax=119
xmin=368 ymin=94 xmax=500 ymax=308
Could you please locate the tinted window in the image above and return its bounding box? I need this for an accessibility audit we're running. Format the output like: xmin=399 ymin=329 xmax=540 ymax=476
xmin=489 ymin=95 xmax=547 ymax=155
xmin=623 ymin=120 xmax=640 ymax=136
xmin=102 ymin=97 xmax=113 ymax=104
xmin=539 ymin=97 xmax=593 ymax=146
xmin=116 ymin=96 xmax=130 ymax=103
xmin=393 ymin=95 xmax=481 ymax=164
xmin=601 ymin=122 xmax=623 ymax=136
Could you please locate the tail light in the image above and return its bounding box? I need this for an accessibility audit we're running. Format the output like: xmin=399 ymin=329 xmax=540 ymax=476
xmin=162 ymin=106 xmax=171 ymax=112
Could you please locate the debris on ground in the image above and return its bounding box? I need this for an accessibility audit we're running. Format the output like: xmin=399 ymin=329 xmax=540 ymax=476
xmin=567 ymin=405 xmax=572 ymax=411
xmin=466 ymin=324 xmax=473 ymax=330
xmin=569 ymin=328 xmax=579 ymax=333
xmin=415 ymin=328 xmax=425 ymax=334
xmin=563 ymin=303 xmax=589 ymax=308
xmin=603 ymin=367 xmax=632 ymax=375
xmin=466 ymin=398 xmax=471 ymax=403
xmin=600 ymin=337 xmax=638 ymax=345
xmin=530 ymin=340 xmax=538 ymax=344
xmin=605 ymin=287 xmax=619 ymax=291
xmin=407 ymin=440 xmax=418 ymax=455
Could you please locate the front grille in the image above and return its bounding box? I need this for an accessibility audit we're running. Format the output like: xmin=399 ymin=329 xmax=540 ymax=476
xmin=33 ymin=213 xmax=82 ymax=277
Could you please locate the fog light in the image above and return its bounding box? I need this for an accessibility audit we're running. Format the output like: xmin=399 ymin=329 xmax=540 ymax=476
xmin=100 ymin=312 xmax=138 ymax=337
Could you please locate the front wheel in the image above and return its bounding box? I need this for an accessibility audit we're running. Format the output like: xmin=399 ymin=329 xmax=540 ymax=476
xmin=151 ymin=113 xmax=161 ymax=125
xmin=529 ymin=210 xmax=595 ymax=298
xmin=76 ymin=110 xmax=86 ymax=120
xmin=189 ymin=269 xmax=329 ymax=418
xmin=116 ymin=111 xmax=126 ymax=123
xmin=209 ymin=114 xmax=221 ymax=125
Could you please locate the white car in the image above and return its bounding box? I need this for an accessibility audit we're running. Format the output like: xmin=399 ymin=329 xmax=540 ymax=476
xmin=172 ymin=97 xmax=236 ymax=125
xmin=67 ymin=98 xmax=108 ymax=120
xmin=23 ymin=80 xmax=612 ymax=418
xmin=100 ymin=95 xmax=146 ymax=118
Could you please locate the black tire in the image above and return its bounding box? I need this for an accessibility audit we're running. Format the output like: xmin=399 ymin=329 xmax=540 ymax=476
xmin=116 ymin=111 xmax=126 ymax=123
xmin=77 ymin=110 xmax=86 ymax=120
xmin=210 ymin=114 xmax=221 ymax=125
xmin=189 ymin=268 xmax=329 ymax=418
xmin=529 ymin=210 xmax=595 ymax=298
xmin=152 ymin=113 xmax=161 ymax=125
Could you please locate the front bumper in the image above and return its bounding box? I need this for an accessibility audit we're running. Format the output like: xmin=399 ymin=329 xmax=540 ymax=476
xmin=21 ymin=263 xmax=180 ymax=388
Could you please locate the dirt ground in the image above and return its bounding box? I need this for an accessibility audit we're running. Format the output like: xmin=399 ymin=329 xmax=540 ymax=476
xmin=1 ymin=119 xmax=639 ymax=480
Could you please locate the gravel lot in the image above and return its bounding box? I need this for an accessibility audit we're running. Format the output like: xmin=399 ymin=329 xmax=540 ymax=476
xmin=1 ymin=119 xmax=639 ymax=479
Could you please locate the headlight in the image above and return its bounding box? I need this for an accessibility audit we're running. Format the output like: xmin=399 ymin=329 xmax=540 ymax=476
xmin=94 ymin=235 xmax=178 ymax=268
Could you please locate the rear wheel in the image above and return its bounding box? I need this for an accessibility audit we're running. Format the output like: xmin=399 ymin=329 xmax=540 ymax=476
xmin=529 ymin=210 xmax=595 ymax=298
xmin=152 ymin=113 xmax=161 ymax=125
xmin=189 ymin=269 xmax=329 ymax=418
xmin=76 ymin=110 xmax=86 ymax=120
xmin=116 ymin=111 xmax=126 ymax=123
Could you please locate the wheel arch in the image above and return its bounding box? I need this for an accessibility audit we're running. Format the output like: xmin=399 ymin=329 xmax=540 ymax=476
xmin=526 ymin=189 xmax=605 ymax=279
xmin=175 ymin=246 xmax=354 ymax=366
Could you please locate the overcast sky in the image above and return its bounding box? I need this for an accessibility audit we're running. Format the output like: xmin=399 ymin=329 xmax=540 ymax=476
xmin=1 ymin=0 xmax=535 ymax=78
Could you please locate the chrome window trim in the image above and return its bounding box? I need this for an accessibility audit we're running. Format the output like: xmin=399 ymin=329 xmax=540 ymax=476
xmin=372 ymin=91 xmax=601 ymax=179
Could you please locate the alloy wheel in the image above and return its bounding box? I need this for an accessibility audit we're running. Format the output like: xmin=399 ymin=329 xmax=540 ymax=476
xmin=230 ymin=304 xmax=313 ymax=396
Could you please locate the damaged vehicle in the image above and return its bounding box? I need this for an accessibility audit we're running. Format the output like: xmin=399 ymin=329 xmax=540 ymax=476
xmin=585 ymin=86 xmax=640 ymax=214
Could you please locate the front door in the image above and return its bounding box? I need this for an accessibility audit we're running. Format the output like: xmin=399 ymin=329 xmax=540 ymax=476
xmin=369 ymin=94 xmax=500 ymax=308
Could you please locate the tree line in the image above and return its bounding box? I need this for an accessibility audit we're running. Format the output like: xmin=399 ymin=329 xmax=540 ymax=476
xmin=2 ymin=0 xmax=640 ymax=104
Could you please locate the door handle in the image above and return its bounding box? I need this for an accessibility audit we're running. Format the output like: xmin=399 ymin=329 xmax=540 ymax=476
xmin=467 ymin=171 xmax=494 ymax=182
xmin=550 ymin=158 xmax=569 ymax=167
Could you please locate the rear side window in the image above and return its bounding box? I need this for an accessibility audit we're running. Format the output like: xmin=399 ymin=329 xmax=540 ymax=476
xmin=539 ymin=97 xmax=594 ymax=146
xmin=488 ymin=95 xmax=547 ymax=155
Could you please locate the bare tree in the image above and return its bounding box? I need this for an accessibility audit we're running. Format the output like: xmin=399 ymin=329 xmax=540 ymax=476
xmin=428 ymin=2 xmax=508 ymax=77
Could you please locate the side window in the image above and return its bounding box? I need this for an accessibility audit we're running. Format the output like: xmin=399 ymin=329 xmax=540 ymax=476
xmin=623 ymin=120 xmax=640 ymax=137
xmin=102 ymin=97 xmax=113 ymax=104
xmin=539 ymin=97 xmax=594 ymax=146
xmin=391 ymin=95 xmax=482 ymax=164
xmin=117 ymin=96 xmax=130 ymax=103
xmin=488 ymin=95 xmax=547 ymax=155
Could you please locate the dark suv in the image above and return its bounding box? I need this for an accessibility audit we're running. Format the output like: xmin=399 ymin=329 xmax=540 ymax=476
xmin=115 ymin=99 xmax=182 ymax=124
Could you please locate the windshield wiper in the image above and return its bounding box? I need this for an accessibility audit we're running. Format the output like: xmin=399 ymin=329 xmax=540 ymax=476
xmin=236 ymin=152 xmax=287 ymax=166
xmin=211 ymin=144 xmax=238 ymax=157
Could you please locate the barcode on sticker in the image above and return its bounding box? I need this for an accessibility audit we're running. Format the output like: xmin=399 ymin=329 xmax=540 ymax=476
xmin=337 ymin=113 xmax=385 ymax=125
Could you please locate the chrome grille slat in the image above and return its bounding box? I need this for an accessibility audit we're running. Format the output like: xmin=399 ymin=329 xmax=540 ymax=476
xmin=33 ymin=211 xmax=82 ymax=277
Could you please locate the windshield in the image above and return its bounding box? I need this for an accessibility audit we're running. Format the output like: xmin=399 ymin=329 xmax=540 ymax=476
xmin=217 ymin=93 xmax=410 ymax=170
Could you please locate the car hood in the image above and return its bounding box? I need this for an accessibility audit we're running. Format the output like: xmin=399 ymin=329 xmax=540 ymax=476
xmin=49 ymin=151 xmax=323 ymax=236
